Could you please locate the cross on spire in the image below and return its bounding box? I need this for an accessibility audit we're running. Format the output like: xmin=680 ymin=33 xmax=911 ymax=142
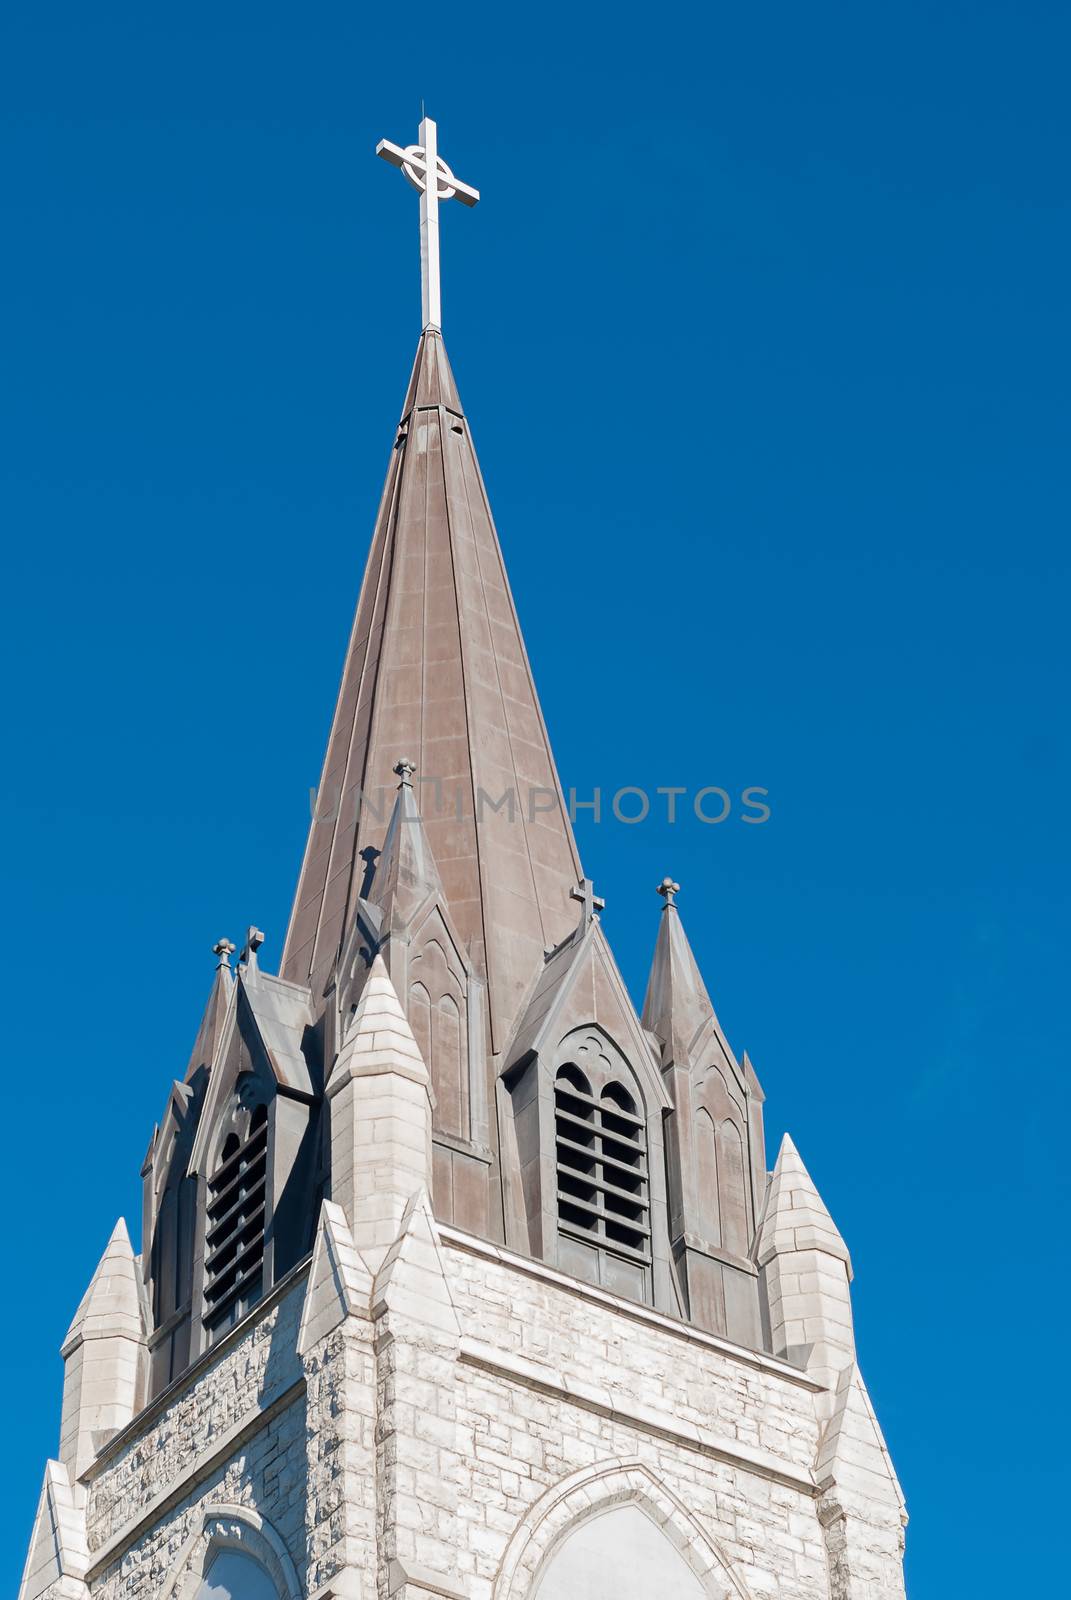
xmin=377 ymin=116 xmax=480 ymax=331
xmin=570 ymin=877 xmax=606 ymax=922
xmin=657 ymin=877 xmax=680 ymax=906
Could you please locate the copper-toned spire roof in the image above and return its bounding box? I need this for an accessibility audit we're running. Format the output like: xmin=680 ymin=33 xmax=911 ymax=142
xmin=281 ymin=329 xmax=582 ymax=1050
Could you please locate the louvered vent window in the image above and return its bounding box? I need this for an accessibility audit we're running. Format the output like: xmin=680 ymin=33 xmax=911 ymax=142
xmin=554 ymin=1065 xmax=650 ymax=1263
xmin=204 ymin=1104 xmax=267 ymax=1329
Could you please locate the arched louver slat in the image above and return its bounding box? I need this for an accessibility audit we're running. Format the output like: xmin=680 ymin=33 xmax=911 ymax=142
xmin=204 ymin=1104 xmax=267 ymax=1329
xmin=554 ymin=1066 xmax=650 ymax=1263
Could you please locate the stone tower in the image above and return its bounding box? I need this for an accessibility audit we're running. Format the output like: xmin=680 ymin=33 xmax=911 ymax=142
xmin=20 ymin=122 xmax=908 ymax=1600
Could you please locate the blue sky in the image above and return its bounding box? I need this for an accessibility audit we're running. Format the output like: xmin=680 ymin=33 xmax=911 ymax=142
xmin=2 ymin=2 xmax=1069 ymax=1592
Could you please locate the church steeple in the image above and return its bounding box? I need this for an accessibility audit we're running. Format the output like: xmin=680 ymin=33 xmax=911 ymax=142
xmin=281 ymin=327 xmax=582 ymax=1052
xmin=21 ymin=121 xmax=910 ymax=1600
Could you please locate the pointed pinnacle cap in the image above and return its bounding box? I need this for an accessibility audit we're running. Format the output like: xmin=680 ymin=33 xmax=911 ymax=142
xmin=17 ymin=1458 xmax=90 ymax=1600
xmin=61 ymin=1219 xmax=144 ymax=1356
xmin=641 ymin=887 xmax=715 ymax=1065
xmin=372 ymin=1183 xmax=461 ymax=1338
xmin=370 ymin=764 xmax=446 ymax=927
xmin=328 ymin=953 xmax=431 ymax=1097
xmin=296 ymin=1199 xmax=374 ymax=1355
xmin=184 ymin=948 xmax=235 ymax=1082
xmin=756 ymin=1134 xmax=853 ymax=1277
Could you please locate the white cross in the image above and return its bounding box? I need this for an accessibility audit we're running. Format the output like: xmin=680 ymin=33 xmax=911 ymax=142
xmin=376 ymin=116 xmax=480 ymax=331
xmin=570 ymin=878 xmax=606 ymax=922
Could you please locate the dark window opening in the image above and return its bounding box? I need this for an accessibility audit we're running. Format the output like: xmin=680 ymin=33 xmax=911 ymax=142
xmin=204 ymin=1103 xmax=268 ymax=1332
xmin=554 ymin=1065 xmax=650 ymax=1265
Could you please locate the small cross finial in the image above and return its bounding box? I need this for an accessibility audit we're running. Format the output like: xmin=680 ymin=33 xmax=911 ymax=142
xmin=393 ymin=757 xmax=416 ymax=787
xmin=570 ymin=877 xmax=606 ymax=922
xmin=657 ymin=877 xmax=680 ymax=906
xmin=241 ymin=926 xmax=265 ymax=968
xmin=213 ymin=937 xmax=236 ymax=969
xmin=376 ymin=116 xmax=480 ymax=330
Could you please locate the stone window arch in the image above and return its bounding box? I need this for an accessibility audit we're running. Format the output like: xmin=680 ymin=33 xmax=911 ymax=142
xmin=534 ymin=1504 xmax=706 ymax=1599
xmin=493 ymin=1459 xmax=752 ymax=1600
xmin=161 ymin=1504 xmax=301 ymax=1600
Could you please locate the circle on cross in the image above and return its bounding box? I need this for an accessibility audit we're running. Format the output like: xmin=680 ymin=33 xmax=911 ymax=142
xmin=400 ymin=146 xmax=462 ymax=201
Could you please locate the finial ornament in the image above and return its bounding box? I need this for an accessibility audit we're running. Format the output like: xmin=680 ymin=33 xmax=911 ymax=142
xmin=213 ymin=937 xmax=236 ymax=969
xmin=657 ymin=877 xmax=681 ymax=906
xmin=393 ymin=757 xmax=417 ymax=787
xmin=570 ymin=877 xmax=606 ymax=922
xmin=377 ymin=116 xmax=480 ymax=330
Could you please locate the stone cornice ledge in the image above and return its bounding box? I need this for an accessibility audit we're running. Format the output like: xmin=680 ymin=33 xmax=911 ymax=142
xmin=458 ymin=1337 xmax=817 ymax=1496
xmin=439 ymin=1226 xmax=824 ymax=1392
xmin=83 ymin=1377 xmax=306 ymax=1583
xmin=388 ymin=1557 xmax=467 ymax=1598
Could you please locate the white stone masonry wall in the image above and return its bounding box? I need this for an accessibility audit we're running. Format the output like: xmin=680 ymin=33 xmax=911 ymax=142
xmin=443 ymin=1237 xmax=832 ymax=1600
xmin=83 ymin=1280 xmax=307 ymax=1600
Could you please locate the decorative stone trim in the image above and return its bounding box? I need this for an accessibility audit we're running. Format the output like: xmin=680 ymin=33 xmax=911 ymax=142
xmin=388 ymin=1556 xmax=468 ymax=1598
xmin=158 ymin=1503 xmax=302 ymax=1600
xmin=458 ymin=1339 xmax=816 ymax=1494
xmin=492 ymin=1458 xmax=754 ymax=1600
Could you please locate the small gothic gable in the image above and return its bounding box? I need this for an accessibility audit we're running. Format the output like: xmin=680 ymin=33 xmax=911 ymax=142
xmin=504 ymin=918 xmax=675 ymax=1312
xmin=142 ymin=953 xmax=321 ymax=1393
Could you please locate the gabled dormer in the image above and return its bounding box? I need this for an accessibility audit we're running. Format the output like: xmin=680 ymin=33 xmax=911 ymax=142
xmin=142 ymin=933 xmax=321 ymax=1396
xmin=501 ymin=890 xmax=676 ymax=1315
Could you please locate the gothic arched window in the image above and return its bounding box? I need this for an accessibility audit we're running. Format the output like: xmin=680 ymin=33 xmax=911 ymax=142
xmin=694 ymin=1064 xmax=752 ymax=1261
xmin=203 ymin=1100 xmax=268 ymax=1334
xmin=194 ymin=1549 xmax=279 ymax=1600
xmin=534 ymin=1505 xmax=706 ymax=1600
xmin=554 ymin=1046 xmax=650 ymax=1290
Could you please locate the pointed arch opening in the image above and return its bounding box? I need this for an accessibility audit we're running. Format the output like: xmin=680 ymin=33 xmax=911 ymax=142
xmin=204 ymin=1094 xmax=268 ymax=1335
xmin=161 ymin=1505 xmax=301 ymax=1600
xmin=534 ymin=1504 xmax=706 ymax=1600
xmin=493 ymin=1459 xmax=752 ymax=1600
xmin=409 ymin=931 xmax=470 ymax=1142
xmin=552 ymin=1030 xmax=651 ymax=1299
xmin=194 ymin=1549 xmax=279 ymax=1600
